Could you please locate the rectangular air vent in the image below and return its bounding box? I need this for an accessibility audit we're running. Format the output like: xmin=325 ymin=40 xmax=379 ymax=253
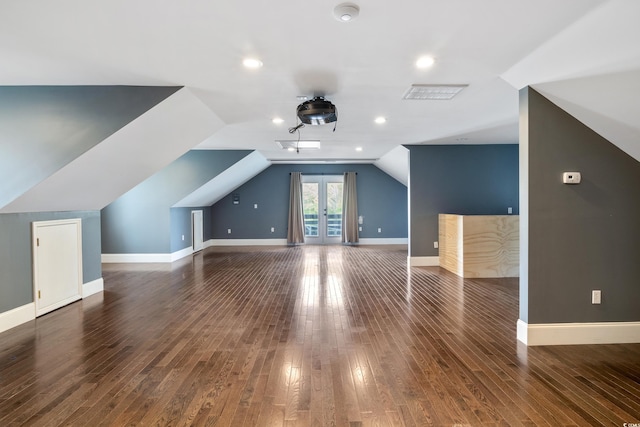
xmin=403 ymin=84 xmax=468 ymax=100
xmin=276 ymin=140 xmax=321 ymax=150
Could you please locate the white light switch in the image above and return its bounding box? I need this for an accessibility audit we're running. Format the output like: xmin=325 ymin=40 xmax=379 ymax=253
xmin=592 ymin=290 xmax=601 ymax=304
xmin=254 ymin=203 xmax=258 ymax=209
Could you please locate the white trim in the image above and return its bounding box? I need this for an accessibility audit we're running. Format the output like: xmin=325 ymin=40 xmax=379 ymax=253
xmin=82 ymin=278 xmax=104 ymax=298
xmin=208 ymin=239 xmax=288 ymax=246
xmin=517 ymin=319 xmax=640 ymax=346
xmin=0 ymin=303 xmax=35 ymax=334
xmin=102 ymin=238 xmax=408 ymax=261
xmin=408 ymin=256 xmax=440 ymax=267
xmin=102 ymin=253 xmax=172 ymax=263
xmin=358 ymin=238 xmax=408 ymax=245
xmin=517 ymin=319 xmax=529 ymax=345
xmin=0 ymin=279 xmax=105 ymax=335
xmin=171 ymin=246 xmax=194 ymax=262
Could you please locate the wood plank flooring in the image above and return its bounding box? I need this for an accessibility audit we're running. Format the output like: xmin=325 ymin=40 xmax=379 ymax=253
xmin=1 ymin=245 xmax=639 ymax=426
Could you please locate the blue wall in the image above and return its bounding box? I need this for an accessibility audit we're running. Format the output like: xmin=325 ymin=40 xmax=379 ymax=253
xmin=407 ymin=144 xmax=519 ymax=257
xmin=210 ymin=164 xmax=408 ymax=240
xmin=0 ymin=211 xmax=101 ymax=313
xmin=522 ymin=88 xmax=640 ymax=324
xmin=102 ymin=150 xmax=251 ymax=254
xmin=169 ymin=206 xmax=213 ymax=252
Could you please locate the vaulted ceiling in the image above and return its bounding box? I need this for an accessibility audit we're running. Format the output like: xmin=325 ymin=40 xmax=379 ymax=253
xmin=1 ymin=0 xmax=639 ymax=205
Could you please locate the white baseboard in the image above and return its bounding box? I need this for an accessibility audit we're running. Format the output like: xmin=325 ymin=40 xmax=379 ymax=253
xmin=208 ymin=239 xmax=288 ymax=246
xmin=0 ymin=303 xmax=35 ymax=334
xmin=171 ymin=246 xmax=194 ymax=262
xmin=102 ymin=253 xmax=172 ymax=263
xmin=1 ymin=279 xmax=105 ymax=334
xmin=102 ymin=239 xmax=409 ymax=260
xmin=83 ymin=278 xmax=104 ymax=298
xmin=358 ymin=238 xmax=408 ymax=245
xmin=517 ymin=319 xmax=640 ymax=346
xmin=408 ymin=256 xmax=440 ymax=267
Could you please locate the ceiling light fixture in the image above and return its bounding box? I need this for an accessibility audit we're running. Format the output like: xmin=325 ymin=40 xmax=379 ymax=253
xmin=242 ymin=58 xmax=263 ymax=69
xmin=334 ymin=3 xmax=360 ymax=22
xmin=416 ymin=56 xmax=435 ymax=69
xmin=276 ymin=140 xmax=321 ymax=150
xmin=374 ymin=117 xmax=387 ymax=124
xmin=403 ymin=84 xmax=468 ymax=100
xmin=272 ymin=117 xmax=284 ymax=124
xmin=355 ymin=147 xmax=363 ymax=152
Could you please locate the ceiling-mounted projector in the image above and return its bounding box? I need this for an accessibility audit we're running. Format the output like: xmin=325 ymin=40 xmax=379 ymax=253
xmin=296 ymin=97 xmax=337 ymax=125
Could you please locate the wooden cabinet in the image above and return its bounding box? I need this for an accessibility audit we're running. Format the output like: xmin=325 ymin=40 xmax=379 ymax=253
xmin=439 ymin=214 xmax=519 ymax=278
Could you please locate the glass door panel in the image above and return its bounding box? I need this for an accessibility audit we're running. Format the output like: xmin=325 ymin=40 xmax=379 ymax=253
xmin=302 ymin=175 xmax=343 ymax=244
xmin=326 ymin=182 xmax=343 ymax=238
xmin=302 ymin=182 xmax=319 ymax=238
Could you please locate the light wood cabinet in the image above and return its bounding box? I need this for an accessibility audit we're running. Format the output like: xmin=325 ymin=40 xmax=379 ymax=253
xmin=438 ymin=214 xmax=519 ymax=278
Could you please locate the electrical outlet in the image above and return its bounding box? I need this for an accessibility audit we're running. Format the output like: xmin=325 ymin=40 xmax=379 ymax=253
xmin=592 ymin=290 xmax=601 ymax=304
xmin=271 ymin=227 xmax=275 ymax=233
xmin=358 ymin=226 xmax=362 ymax=232
xmin=227 ymin=228 xmax=232 ymax=234
xmin=434 ymin=241 xmax=438 ymax=249
xmin=508 ymin=207 xmax=513 ymax=214
xmin=377 ymin=227 xmax=382 ymax=233
xmin=254 ymin=203 xmax=258 ymax=209
xmin=181 ymin=235 xmax=185 ymax=241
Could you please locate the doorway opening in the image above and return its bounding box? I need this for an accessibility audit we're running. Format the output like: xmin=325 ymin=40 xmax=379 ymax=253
xmin=302 ymin=175 xmax=343 ymax=244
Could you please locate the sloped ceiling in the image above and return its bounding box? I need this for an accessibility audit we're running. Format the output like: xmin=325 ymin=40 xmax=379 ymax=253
xmin=173 ymin=151 xmax=271 ymax=208
xmin=0 ymin=86 xmax=180 ymax=209
xmin=1 ymin=0 xmax=638 ymax=207
xmin=0 ymin=88 xmax=225 ymax=213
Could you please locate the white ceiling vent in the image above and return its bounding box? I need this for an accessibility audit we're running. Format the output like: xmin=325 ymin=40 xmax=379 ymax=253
xmin=276 ymin=140 xmax=321 ymax=150
xmin=403 ymin=84 xmax=468 ymax=100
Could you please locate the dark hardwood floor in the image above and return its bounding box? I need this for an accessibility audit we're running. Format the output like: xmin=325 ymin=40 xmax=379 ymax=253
xmin=1 ymin=245 xmax=639 ymax=426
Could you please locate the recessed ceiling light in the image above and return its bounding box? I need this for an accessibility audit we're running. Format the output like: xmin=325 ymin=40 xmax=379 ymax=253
xmin=272 ymin=117 xmax=284 ymax=124
xmin=355 ymin=147 xmax=363 ymax=152
xmin=242 ymin=58 xmax=263 ymax=69
xmin=374 ymin=117 xmax=386 ymax=124
xmin=334 ymin=3 xmax=360 ymax=22
xmin=416 ymin=56 xmax=435 ymax=69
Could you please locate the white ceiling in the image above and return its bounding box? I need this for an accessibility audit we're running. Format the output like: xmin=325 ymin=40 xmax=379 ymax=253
xmin=1 ymin=0 xmax=639 ymax=170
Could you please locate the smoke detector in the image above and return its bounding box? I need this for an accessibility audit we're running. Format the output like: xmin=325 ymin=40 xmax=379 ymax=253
xmin=334 ymin=3 xmax=360 ymax=22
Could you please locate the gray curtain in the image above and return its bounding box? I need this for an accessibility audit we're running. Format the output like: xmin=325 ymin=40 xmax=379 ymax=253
xmin=287 ymin=172 xmax=305 ymax=244
xmin=342 ymin=171 xmax=359 ymax=243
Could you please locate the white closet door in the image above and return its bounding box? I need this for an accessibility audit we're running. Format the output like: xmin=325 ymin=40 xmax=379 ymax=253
xmin=33 ymin=219 xmax=83 ymax=317
xmin=192 ymin=210 xmax=204 ymax=252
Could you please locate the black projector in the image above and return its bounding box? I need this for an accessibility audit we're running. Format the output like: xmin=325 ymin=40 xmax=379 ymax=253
xmin=296 ymin=97 xmax=337 ymax=125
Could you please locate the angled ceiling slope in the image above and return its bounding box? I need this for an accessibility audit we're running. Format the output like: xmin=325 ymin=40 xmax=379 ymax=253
xmin=0 ymin=85 xmax=180 ymax=210
xmin=1 ymin=87 xmax=225 ymax=213
xmin=173 ymin=151 xmax=271 ymax=208
xmin=501 ymin=0 xmax=640 ymax=162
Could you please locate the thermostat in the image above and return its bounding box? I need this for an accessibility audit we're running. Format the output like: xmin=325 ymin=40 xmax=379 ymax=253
xmin=562 ymin=172 xmax=581 ymax=184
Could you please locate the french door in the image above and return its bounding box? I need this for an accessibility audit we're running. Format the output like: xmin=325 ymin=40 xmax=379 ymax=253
xmin=301 ymin=175 xmax=343 ymax=244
